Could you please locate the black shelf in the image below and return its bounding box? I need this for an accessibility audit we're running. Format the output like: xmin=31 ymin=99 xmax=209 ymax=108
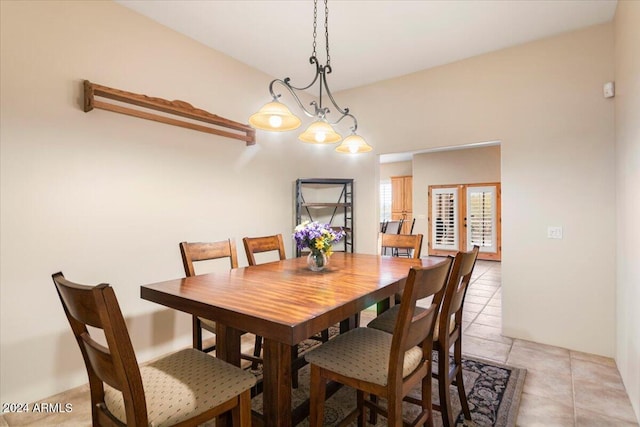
xmin=295 ymin=178 xmax=354 ymax=257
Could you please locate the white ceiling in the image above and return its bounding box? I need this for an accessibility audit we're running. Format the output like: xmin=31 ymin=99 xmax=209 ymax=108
xmin=116 ymin=0 xmax=616 ymax=162
xmin=116 ymin=0 xmax=616 ymax=93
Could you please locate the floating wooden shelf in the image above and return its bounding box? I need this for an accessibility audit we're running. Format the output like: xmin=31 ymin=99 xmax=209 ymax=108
xmin=83 ymin=80 xmax=255 ymax=145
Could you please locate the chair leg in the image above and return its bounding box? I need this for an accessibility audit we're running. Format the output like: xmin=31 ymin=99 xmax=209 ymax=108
xmin=422 ymin=367 xmax=434 ymax=427
xmin=388 ymin=396 xmax=402 ymax=426
xmin=368 ymin=395 xmax=378 ymax=424
xmin=192 ymin=316 xmax=202 ymax=351
xmin=356 ymin=390 xmax=366 ymax=427
xmin=454 ymin=340 xmax=471 ymax=420
xmin=309 ymin=365 xmax=326 ymax=427
xmin=252 ymin=335 xmax=262 ymax=369
xmin=438 ymin=348 xmax=454 ymax=427
xmin=291 ymin=346 xmax=299 ymax=388
xmin=233 ymin=389 xmax=252 ymax=427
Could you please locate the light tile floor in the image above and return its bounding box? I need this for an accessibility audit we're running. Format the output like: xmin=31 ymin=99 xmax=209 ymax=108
xmin=2 ymin=260 xmax=638 ymax=426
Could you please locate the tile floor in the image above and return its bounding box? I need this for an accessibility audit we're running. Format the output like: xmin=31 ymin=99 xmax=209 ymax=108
xmin=2 ymin=260 xmax=638 ymax=426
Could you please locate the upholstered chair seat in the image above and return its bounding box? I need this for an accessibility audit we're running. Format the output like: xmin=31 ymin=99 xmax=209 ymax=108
xmin=305 ymin=328 xmax=423 ymax=386
xmin=368 ymin=305 xmax=456 ymax=341
xmin=104 ymin=349 xmax=256 ymax=426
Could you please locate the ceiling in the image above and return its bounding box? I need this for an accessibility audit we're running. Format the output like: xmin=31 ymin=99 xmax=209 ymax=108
xmin=116 ymin=0 xmax=617 ymax=162
xmin=116 ymin=0 xmax=616 ymax=93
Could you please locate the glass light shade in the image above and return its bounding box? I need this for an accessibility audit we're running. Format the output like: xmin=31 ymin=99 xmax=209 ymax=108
xmin=335 ymin=133 xmax=373 ymax=154
xmin=249 ymin=101 xmax=301 ymax=131
xmin=298 ymin=120 xmax=342 ymax=144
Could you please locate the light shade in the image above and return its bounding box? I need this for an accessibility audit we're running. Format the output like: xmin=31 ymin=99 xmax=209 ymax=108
xmin=298 ymin=120 xmax=342 ymax=144
xmin=249 ymin=101 xmax=301 ymax=131
xmin=335 ymin=133 xmax=372 ymax=154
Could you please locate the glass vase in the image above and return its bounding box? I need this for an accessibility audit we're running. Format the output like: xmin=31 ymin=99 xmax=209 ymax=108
xmin=307 ymin=251 xmax=329 ymax=272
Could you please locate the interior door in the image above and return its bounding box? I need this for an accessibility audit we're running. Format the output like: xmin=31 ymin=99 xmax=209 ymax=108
xmin=428 ymin=183 xmax=501 ymax=260
xmin=465 ymin=184 xmax=500 ymax=260
xmin=429 ymin=186 xmax=460 ymax=256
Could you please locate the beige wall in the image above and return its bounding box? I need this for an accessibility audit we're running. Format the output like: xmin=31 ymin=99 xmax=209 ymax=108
xmin=340 ymin=23 xmax=616 ymax=357
xmin=0 ymin=1 xmax=379 ymax=403
xmin=614 ymin=1 xmax=640 ymax=420
xmin=412 ymin=145 xmax=501 ymax=253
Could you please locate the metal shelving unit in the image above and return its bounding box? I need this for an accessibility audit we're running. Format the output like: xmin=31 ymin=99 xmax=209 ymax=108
xmin=295 ymin=178 xmax=354 ymax=256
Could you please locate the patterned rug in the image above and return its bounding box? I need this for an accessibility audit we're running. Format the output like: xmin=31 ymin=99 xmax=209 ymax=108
xmin=251 ymin=349 xmax=526 ymax=427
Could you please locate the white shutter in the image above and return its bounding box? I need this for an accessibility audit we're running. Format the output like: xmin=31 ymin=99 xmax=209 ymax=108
xmin=379 ymin=181 xmax=392 ymax=222
xmin=432 ymin=187 xmax=459 ymax=251
xmin=466 ymin=185 xmax=497 ymax=253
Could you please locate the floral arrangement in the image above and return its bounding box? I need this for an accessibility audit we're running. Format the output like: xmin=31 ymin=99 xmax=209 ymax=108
xmin=293 ymin=221 xmax=345 ymax=256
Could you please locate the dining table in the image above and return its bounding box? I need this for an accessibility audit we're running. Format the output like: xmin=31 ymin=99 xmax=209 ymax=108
xmin=140 ymin=252 xmax=446 ymax=427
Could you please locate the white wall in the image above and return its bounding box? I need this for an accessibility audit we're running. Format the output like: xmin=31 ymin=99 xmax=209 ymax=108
xmin=339 ymin=24 xmax=616 ymax=356
xmin=614 ymin=1 xmax=640 ymax=420
xmin=0 ymin=1 xmax=379 ymax=404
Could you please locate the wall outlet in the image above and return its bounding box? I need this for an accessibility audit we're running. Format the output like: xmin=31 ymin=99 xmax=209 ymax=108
xmin=547 ymin=226 xmax=563 ymax=239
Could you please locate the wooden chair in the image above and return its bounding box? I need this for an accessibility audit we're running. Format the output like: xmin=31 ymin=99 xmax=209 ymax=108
xmin=432 ymin=246 xmax=479 ymax=427
xmin=395 ymin=219 xmax=417 ymax=256
xmin=378 ymin=232 xmax=423 ymax=259
xmin=180 ymin=240 xmax=261 ymax=365
xmin=304 ymin=258 xmax=453 ymax=426
xmin=242 ymin=233 xmax=286 ymax=266
xmin=368 ymin=246 xmax=480 ymax=427
xmin=52 ymin=272 xmax=256 ymax=427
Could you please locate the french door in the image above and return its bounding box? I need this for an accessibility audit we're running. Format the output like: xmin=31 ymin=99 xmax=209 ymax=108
xmin=428 ymin=183 xmax=501 ymax=261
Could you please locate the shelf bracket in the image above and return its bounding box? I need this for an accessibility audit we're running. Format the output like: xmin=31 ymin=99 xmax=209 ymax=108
xmin=83 ymin=80 xmax=256 ymax=145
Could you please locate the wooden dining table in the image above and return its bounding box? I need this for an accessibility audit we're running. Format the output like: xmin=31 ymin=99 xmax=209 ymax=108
xmin=140 ymin=252 xmax=445 ymax=427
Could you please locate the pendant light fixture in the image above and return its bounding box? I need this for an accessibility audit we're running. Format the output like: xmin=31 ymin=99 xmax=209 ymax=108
xmin=249 ymin=0 xmax=372 ymax=154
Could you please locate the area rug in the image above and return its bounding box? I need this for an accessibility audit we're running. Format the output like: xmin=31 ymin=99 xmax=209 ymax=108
xmin=251 ymin=351 xmax=526 ymax=427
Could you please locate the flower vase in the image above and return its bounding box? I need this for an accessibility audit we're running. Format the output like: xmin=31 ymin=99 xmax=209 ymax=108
xmin=307 ymin=252 xmax=328 ymax=272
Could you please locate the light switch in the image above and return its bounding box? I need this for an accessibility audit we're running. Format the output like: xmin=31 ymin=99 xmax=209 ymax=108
xmin=547 ymin=226 xmax=563 ymax=239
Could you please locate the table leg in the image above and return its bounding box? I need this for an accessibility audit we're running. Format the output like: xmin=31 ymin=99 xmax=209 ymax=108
xmin=262 ymin=338 xmax=293 ymax=427
xmin=215 ymin=324 xmax=243 ymax=427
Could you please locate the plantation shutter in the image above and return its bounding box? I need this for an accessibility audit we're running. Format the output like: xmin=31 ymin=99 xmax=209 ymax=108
xmin=431 ymin=187 xmax=459 ymax=251
xmin=466 ymin=185 xmax=497 ymax=253
xmin=379 ymin=181 xmax=392 ymax=222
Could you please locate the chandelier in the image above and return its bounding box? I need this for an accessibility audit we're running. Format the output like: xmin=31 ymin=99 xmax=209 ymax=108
xmin=249 ymin=0 xmax=372 ymax=154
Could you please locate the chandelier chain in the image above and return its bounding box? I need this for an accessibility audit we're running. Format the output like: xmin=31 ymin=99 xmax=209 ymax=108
xmin=312 ymin=0 xmax=318 ymax=59
xmin=324 ymin=0 xmax=330 ymax=66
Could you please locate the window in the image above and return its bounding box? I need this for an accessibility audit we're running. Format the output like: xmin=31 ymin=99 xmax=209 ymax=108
xmin=380 ymin=180 xmax=392 ymax=222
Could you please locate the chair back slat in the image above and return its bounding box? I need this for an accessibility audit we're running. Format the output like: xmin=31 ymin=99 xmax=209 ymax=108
xmin=388 ymin=258 xmax=452 ymax=383
xmin=438 ymin=246 xmax=480 ymax=336
xmin=243 ymin=234 xmax=286 ymax=266
xmin=80 ymin=333 xmax=121 ymax=389
xmin=378 ymin=233 xmax=423 ymax=258
xmin=180 ymin=239 xmax=239 ymax=277
xmin=52 ymin=272 xmax=147 ymax=425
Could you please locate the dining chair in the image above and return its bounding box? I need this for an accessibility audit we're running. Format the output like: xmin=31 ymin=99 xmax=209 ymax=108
xmin=242 ymin=233 xmax=286 ymax=266
xmin=304 ymin=258 xmax=452 ymax=426
xmin=378 ymin=232 xmax=423 ymax=259
xmin=395 ymin=219 xmax=417 ymax=256
xmin=52 ymin=272 xmax=256 ymax=427
xmin=180 ymin=240 xmax=261 ymax=365
xmin=368 ymin=246 xmax=480 ymax=427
